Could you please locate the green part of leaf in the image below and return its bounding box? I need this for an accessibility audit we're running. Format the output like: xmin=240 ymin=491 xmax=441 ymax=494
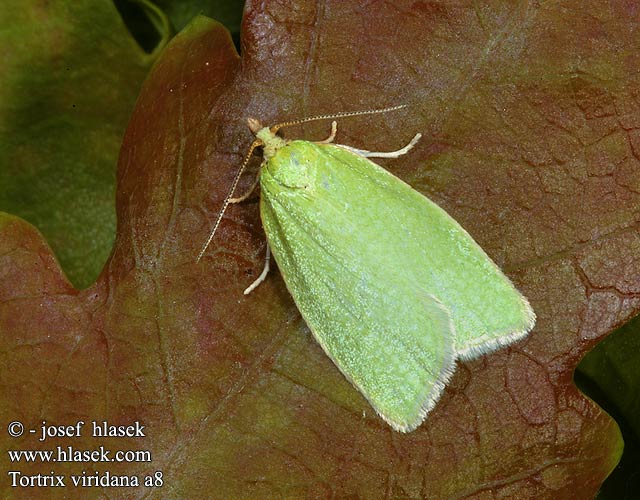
xmin=0 ymin=0 xmax=151 ymax=288
xmin=155 ymin=0 xmax=245 ymax=35
xmin=578 ymin=315 xmax=640 ymax=498
xmin=1 ymin=1 xmax=636 ymax=498
xmin=113 ymin=0 xmax=172 ymax=54
xmin=117 ymin=0 xmax=246 ymax=50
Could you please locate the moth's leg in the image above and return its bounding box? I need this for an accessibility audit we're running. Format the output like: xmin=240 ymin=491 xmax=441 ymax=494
xmin=230 ymin=172 xmax=261 ymax=203
xmin=315 ymin=121 xmax=338 ymax=144
xmin=244 ymin=244 xmax=271 ymax=295
xmin=337 ymin=132 xmax=422 ymax=158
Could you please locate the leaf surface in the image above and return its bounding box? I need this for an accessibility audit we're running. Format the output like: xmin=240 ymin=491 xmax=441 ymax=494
xmin=0 ymin=0 xmax=152 ymax=288
xmin=2 ymin=1 xmax=638 ymax=498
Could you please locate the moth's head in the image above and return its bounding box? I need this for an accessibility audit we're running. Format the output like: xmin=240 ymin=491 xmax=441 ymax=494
xmin=247 ymin=118 xmax=287 ymax=161
xmin=247 ymin=118 xmax=273 ymax=143
xmin=247 ymin=117 xmax=263 ymax=134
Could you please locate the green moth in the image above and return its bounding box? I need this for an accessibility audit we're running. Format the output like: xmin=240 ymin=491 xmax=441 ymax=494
xmin=199 ymin=106 xmax=535 ymax=432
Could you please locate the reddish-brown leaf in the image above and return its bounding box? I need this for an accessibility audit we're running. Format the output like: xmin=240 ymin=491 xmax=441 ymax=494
xmin=3 ymin=1 xmax=639 ymax=497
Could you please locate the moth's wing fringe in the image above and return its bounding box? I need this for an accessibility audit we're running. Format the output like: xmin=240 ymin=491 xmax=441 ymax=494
xmin=392 ymin=294 xmax=458 ymax=433
xmin=299 ymin=291 xmax=458 ymax=434
xmin=456 ymin=293 xmax=536 ymax=360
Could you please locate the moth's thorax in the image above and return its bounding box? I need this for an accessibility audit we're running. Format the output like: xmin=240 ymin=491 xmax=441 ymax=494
xmin=263 ymin=140 xmax=317 ymax=190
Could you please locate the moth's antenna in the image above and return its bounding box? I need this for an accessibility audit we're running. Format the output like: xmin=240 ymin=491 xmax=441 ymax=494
xmin=197 ymin=104 xmax=408 ymax=262
xmin=197 ymin=139 xmax=262 ymax=262
xmin=271 ymin=104 xmax=407 ymax=134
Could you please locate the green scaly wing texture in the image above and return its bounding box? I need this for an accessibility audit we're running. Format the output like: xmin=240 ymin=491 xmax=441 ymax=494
xmin=294 ymin=140 xmax=534 ymax=359
xmin=259 ymin=139 xmax=534 ymax=429
xmin=260 ymin=142 xmax=457 ymax=431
